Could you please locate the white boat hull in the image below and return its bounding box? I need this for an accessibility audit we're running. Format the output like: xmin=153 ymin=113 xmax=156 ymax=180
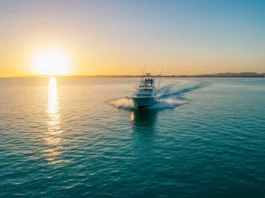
xmin=132 ymin=97 xmax=159 ymax=109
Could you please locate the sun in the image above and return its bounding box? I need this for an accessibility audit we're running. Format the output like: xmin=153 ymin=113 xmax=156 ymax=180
xmin=31 ymin=48 xmax=71 ymax=76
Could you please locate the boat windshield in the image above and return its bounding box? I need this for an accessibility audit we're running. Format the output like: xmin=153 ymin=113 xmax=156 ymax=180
xmin=139 ymin=85 xmax=153 ymax=91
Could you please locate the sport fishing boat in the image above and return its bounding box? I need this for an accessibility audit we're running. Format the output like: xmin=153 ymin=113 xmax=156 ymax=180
xmin=131 ymin=73 xmax=159 ymax=109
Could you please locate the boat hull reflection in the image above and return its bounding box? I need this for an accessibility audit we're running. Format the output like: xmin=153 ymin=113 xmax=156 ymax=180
xmin=131 ymin=109 xmax=158 ymax=131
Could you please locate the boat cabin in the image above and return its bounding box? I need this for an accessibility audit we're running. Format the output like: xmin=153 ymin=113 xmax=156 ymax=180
xmin=137 ymin=73 xmax=156 ymax=93
xmin=132 ymin=72 xmax=159 ymax=107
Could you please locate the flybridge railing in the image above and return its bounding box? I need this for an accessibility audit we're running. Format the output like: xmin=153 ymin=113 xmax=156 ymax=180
xmin=140 ymin=82 xmax=155 ymax=87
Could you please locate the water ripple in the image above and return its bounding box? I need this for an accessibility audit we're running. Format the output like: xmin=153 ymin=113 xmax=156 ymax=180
xmin=1 ymin=78 xmax=265 ymax=198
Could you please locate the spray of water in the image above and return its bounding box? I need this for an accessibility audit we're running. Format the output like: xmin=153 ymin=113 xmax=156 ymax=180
xmin=108 ymin=81 xmax=207 ymax=110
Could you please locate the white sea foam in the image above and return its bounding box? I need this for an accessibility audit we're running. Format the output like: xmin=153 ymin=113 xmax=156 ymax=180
xmin=108 ymin=81 xmax=207 ymax=110
xmin=149 ymin=98 xmax=188 ymax=109
xmin=108 ymin=97 xmax=187 ymax=110
xmin=108 ymin=97 xmax=135 ymax=109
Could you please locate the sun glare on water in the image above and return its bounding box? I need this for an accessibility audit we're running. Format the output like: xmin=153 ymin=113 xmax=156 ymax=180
xmin=31 ymin=48 xmax=71 ymax=76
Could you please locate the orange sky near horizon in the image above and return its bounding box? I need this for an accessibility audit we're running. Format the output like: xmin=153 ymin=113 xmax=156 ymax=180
xmin=1 ymin=31 xmax=264 ymax=77
xmin=1 ymin=29 xmax=264 ymax=77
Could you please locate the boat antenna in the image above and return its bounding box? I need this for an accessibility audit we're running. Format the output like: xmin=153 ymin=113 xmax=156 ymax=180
xmin=140 ymin=65 xmax=146 ymax=85
xmin=141 ymin=65 xmax=146 ymax=77
xmin=157 ymin=65 xmax=164 ymax=91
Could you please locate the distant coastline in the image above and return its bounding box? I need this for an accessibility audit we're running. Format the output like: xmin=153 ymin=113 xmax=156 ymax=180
xmin=3 ymin=72 xmax=265 ymax=78
xmin=94 ymin=72 xmax=265 ymax=78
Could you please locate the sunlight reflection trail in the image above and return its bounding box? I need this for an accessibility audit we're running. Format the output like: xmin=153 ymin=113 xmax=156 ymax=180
xmin=48 ymin=77 xmax=59 ymax=115
xmin=44 ymin=77 xmax=63 ymax=164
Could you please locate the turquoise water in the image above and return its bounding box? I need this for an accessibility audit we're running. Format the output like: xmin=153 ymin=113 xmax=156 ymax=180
xmin=0 ymin=77 xmax=265 ymax=198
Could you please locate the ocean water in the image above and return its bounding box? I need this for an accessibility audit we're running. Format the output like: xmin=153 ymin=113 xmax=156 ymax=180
xmin=0 ymin=77 xmax=265 ymax=198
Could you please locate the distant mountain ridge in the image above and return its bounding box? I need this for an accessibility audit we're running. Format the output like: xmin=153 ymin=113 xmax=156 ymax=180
xmin=197 ymin=72 xmax=265 ymax=77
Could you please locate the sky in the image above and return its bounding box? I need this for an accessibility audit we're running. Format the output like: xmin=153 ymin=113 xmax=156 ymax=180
xmin=0 ymin=0 xmax=265 ymax=77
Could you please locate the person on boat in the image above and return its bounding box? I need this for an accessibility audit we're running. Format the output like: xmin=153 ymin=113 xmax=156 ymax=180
xmin=145 ymin=78 xmax=147 ymax=83
xmin=150 ymin=78 xmax=153 ymax=84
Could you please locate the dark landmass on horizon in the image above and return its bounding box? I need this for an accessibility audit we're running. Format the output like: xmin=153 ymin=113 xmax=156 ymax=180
xmin=4 ymin=72 xmax=265 ymax=78
xmin=94 ymin=72 xmax=265 ymax=78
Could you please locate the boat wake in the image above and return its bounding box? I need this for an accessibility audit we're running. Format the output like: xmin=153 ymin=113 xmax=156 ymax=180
xmin=108 ymin=97 xmax=187 ymax=110
xmin=157 ymin=81 xmax=206 ymax=98
xmin=108 ymin=81 xmax=207 ymax=110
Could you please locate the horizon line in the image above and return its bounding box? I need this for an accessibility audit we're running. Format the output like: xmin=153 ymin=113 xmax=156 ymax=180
xmin=1 ymin=72 xmax=265 ymax=79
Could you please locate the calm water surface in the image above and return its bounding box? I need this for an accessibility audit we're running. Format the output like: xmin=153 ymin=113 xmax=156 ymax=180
xmin=0 ymin=77 xmax=265 ymax=198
